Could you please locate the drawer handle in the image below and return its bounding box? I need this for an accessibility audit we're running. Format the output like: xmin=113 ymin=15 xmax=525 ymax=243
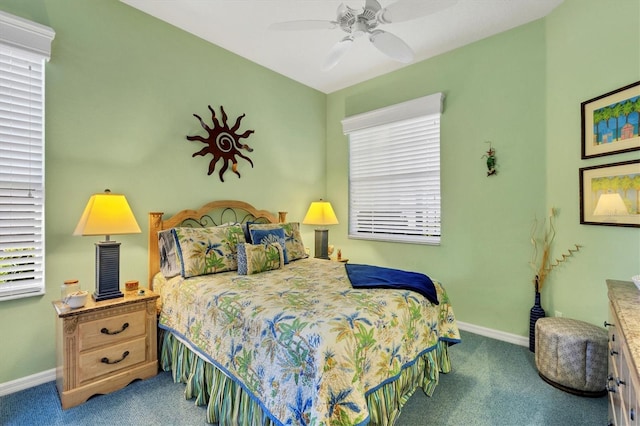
xmin=610 ymin=349 xmax=618 ymax=356
xmin=101 ymin=322 xmax=129 ymax=335
xmin=101 ymin=351 xmax=130 ymax=365
xmin=604 ymin=321 xmax=615 ymax=328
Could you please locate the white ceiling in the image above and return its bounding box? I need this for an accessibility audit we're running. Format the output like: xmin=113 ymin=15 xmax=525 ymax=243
xmin=121 ymin=0 xmax=564 ymax=94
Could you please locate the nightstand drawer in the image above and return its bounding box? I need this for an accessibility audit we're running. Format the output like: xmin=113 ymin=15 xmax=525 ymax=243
xmin=78 ymin=310 xmax=146 ymax=351
xmin=78 ymin=336 xmax=147 ymax=383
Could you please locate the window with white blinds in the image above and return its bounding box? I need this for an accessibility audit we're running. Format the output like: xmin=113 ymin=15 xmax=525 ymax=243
xmin=0 ymin=11 xmax=54 ymax=301
xmin=342 ymin=93 xmax=443 ymax=245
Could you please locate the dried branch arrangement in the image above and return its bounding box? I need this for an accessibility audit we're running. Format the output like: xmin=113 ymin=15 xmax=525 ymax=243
xmin=529 ymin=208 xmax=582 ymax=292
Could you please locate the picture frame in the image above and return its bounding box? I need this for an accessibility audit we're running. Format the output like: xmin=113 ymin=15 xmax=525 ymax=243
xmin=581 ymin=81 xmax=640 ymax=159
xmin=579 ymin=159 xmax=640 ymax=227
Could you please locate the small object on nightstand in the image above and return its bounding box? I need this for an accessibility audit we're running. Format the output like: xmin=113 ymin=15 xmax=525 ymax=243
xmin=337 ymin=249 xmax=342 ymax=261
xmin=61 ymin=279 xmax=81 ymax=309
xmin=125 ymin=280 xmax=139 ymax=292
xmin=137 ymin=289 xmax=145 ymax=296
xmin=66 ymin=291 xmax=89 ymax=309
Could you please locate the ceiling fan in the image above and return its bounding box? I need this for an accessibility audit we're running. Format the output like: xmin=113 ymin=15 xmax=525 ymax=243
xmin=269 ymin=0 xmax=456 ymax=71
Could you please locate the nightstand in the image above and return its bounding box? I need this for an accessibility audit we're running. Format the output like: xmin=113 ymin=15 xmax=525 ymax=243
xmin=52 ymin=289 xmax=159 ymax=409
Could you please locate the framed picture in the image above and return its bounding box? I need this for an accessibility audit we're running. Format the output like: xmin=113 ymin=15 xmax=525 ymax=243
xmin=579 ymin=160 xmax=640 ymax=227
xmin=581 ymin=81 xmax=640 ymax=159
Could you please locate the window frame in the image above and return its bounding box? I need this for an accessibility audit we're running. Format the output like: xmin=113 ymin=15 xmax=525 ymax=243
xmin=0 ymin=11 xmax=54 ymax=301
xmin=342 ymin=93 xmax=444 ymax=245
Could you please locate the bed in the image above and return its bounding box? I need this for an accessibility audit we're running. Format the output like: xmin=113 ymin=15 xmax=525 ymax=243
xmin=148 ymin=200 xmax=460 ymax=426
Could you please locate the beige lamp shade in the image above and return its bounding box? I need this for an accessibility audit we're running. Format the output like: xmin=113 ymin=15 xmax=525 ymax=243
xmin=303 ymin=200 xmax=339 ymax=226
xmin=593 ymin=193 xmax=628 ymax=216
xmin=73 ymin=190 xmax=141 ymax=238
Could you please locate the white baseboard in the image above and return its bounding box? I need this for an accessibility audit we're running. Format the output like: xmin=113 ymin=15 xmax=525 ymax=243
xmin=0 ymin=323 xmax=527 ymax=397
xmin=0 ymin=368 xmax=55 ymax=397
xmin=457 ymin=321 xmax=529 ymax=347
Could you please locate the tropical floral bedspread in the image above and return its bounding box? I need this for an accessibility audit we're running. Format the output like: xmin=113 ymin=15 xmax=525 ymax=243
xmin=155 ymin=258 xmax=460 ymax=425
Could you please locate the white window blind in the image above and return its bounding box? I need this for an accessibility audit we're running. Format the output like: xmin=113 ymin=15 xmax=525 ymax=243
xmin=0 ymin=12 xmax=54 ymax=301
xmin=343 ymin=93 xmax=443 ymax=245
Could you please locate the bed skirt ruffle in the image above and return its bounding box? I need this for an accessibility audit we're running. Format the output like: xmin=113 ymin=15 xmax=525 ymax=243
xmin=159 ymin=329 xmax=452 ymax=425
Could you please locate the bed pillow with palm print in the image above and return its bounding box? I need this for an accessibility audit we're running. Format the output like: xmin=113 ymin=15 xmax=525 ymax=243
xmin=237 ymin=242 xmax=285 ymax=275
xmin=173 ymin=224 xmax=245 ymax=278
xmin=249 ymin=227 xmax=289 ymax=264
xmin=249 ymin=222 xmax=307 ymax=261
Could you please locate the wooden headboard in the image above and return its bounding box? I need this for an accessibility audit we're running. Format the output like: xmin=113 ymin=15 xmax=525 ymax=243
xmin=148 ymin=200 xmax=280 ymax=287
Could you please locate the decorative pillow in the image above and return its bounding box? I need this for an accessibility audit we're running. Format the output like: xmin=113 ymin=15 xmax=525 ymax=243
xmin=249 ymin=222 xmax=307 ymax=261
xmin=173 ymin=224 xmax=245 ymax=278
xmin=158 ymin=229 xmax=180 ymax=278
xmin=249 ymin=227 xmax=289 ymax=264
xmin=237 ymin=242 xmax=284 ymax=275
xmin=237 ymin=242 xmax=249 ymax=275
xmin=243 ymin=219 xmax=275 ymax=243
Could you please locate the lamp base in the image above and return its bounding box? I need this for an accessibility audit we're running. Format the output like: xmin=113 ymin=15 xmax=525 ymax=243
xmin=93 ymin=241 xmax=124 ymax=301
xmin=314 ymin=229 xmax=329 ymax=260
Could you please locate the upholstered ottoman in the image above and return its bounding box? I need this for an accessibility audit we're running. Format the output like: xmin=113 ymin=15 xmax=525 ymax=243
xmin=535 ymin=317 xmax=607 ymax=397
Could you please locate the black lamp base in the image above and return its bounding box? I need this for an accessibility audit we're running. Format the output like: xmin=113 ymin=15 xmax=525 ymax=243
xmin=314 ymin=229 xmax=329 ymax=260
xmin=93 ymin=240 xmax=124 ymax=301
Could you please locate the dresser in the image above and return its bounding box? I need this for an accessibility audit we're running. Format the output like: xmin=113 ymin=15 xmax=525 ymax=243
xmin=53 ymin=290 xmax=159 ymax=409
xmin=606 ymin=280 xmax=640 ymax=426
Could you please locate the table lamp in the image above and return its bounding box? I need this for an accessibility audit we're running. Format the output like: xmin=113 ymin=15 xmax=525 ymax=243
xmin=302 ymin=200 xmax=338 ymax=259
xmin=73 ymin=189 xmax=141 ymax=301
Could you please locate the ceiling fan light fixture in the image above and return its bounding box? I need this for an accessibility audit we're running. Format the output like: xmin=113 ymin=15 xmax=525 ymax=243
xmin=270 ymin=0 xmax=452 ymax=69
xmin=351 ymin=20 xmax=369 ymax=38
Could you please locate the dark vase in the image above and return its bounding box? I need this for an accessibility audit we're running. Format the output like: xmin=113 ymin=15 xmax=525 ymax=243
xmin=529 ymin=278 xmax=546 ymax=352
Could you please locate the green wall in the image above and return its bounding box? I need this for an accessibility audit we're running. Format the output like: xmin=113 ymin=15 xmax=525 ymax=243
xmin=0 ymin=0 xmax=326 ymax=383
xmin=544 ymin=0 xmax=640 ymax=322
xmin=326 ymin=19 xmax=548 ymax=333
xmin=1 ymin=0 xmax=638 ymax=385
xmin=326 ymin=0 xmax=639 ymax=334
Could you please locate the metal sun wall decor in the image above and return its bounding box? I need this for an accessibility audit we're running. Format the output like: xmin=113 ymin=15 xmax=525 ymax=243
xmin=482 ymin=141 xmax=497 ymax=176
xmin=186 ymin=105 xmax=255 ymax=182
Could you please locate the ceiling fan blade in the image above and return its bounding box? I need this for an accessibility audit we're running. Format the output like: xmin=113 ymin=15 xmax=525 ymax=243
xmin=378 ymin=0 xmax=457 ymax=24
xmin=364 ymin=0 xmax=383 ymax=14
xmin=369 ymin=30 xmax=414 ymax=63
xmin=323 ymin=37 xmax=354 ymax=71
xmin=269 ymin=20 xmax=337 ymax=31
xmin=336 ymin=3 xmax=348 ymax=19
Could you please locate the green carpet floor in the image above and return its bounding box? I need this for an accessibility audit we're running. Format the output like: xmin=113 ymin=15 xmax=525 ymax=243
xmin=0 ymin=330 xmax=607 ymax=425
xmin=400 ymin=330 xmax=607 ymax=425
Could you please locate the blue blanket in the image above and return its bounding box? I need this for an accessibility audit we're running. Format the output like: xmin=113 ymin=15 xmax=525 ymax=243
xmin=345 ymin=263 xmax=439 ymax=305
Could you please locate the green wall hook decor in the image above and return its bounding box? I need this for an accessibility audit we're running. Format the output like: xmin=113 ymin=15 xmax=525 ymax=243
xmin=482 ymin=141 xmax=497 ymax=176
